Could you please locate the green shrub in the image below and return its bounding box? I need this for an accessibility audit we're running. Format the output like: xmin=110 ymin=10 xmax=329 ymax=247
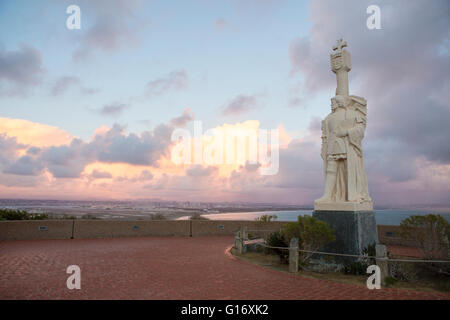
xmin=388 ymin=260 xmax=418 ymax=282
xmin=399 ymin=214 xmax=450 ymax=261
xmin=266 ymin=231 xmax=289 ymax=263
xmin=29 ymin=213 xmax=49 ymax=220
xmin=281 ymin=215 xmax=336 ymax=267
xmin=343 ymin=243 xmax=377 ymax=275
xmin=0 ymin=209 xmax=48 ymax=221
xmin=255 ymin=214 xmax=278 ymax=222
xmin=149 ymin=213 xmax=167 ymax=220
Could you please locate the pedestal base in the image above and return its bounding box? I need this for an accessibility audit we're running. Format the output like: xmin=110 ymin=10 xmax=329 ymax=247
xmin=314 ymin=200 xmax=373 ymax=211
xmin=312 ymin=210 xmax=378 ymax=266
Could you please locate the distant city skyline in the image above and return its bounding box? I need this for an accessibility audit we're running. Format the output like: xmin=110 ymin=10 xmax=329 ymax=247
xmin=0 ymin=0 xmax=449 ymax=207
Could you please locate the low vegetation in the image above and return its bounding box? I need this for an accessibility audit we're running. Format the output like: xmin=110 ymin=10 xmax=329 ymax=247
xmin=265 ymin=231 xmax=289 ymax=263
xmin=281 ymin=215 xmax=336 ymax=267
xmin=0 ymin=209 xmax=48 ymax=221
xmin=266 ymin=215 xmax=336 ymax=268
xmin=255 ymin=214 xmax=278 ymax=222
xmin=149 ymin=213 xmax=167 ymax=220
xmin=394 ymin=214 xmax=450 ymax=282
xmin=343 ymin=244 xmax=376 ymax=275
xmin=399 ymin=214 xmax=450 ymax=262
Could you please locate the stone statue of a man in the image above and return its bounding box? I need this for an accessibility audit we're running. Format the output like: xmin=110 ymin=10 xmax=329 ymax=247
xmin=314 ymin=39 xmax=373 ymax=211
xmin=315 ymin=94 xmax=372 ymax=208
xmin=313 ymin=40 xmax=378 ymax=260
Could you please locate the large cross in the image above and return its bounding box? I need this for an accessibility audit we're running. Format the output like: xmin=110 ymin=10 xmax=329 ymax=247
xmin=332 ymin=39 xmax=347 ymax=53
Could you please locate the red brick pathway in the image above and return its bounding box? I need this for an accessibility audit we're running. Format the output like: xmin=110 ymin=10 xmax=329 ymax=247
xmin=0 ymin=236 xmax=448 ymax=300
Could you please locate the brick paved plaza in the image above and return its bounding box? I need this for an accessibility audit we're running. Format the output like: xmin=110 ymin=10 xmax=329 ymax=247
xmin=0 ymin=236 xmax=449 ymax=300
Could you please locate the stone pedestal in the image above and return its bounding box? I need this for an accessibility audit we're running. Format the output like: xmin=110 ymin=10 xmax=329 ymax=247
xmin=312 ymin=210 xmax=378 ymax=265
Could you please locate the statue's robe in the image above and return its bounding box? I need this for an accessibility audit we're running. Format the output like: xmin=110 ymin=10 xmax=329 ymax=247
xmin=321 ymin=96 xmax=371 ymax=203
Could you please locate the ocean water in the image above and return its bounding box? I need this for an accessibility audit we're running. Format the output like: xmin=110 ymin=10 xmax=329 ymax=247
xmin=191 ymin=209 xmax=450 ymax=226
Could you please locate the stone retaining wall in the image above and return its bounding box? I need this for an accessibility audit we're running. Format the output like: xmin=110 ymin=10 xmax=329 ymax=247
xmin=73 ymin=220 xmax=190 ymax=238
xmin=0 ymin=220 xmax=74 ymax=241
xmin=0 ymin=220 xmax=287 ymax=241
xmin=0 ymin=220 xmax=418 ymax=247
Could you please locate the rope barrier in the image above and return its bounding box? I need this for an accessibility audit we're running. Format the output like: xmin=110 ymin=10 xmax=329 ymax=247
xmin=253 ymin=242 xmax=450 ymax=263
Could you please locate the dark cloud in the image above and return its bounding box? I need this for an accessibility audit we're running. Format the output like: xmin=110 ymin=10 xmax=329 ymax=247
xmin=3 ymin=155 xmax=44 ymax=176
xmin=9 ymin=111 xmax=188 ymax=179
xmin=0 ymin=134 xmax=26 ymax=167
xmin=3 ymin=138 xmax=86 ymax=179
xmin=222 ymin=94 xmax=259 ymax=116
xmin=0 ymin=134 xmax=44 ymax=178
xmin=92 ymin=124 xmax=171 ymax=166
xmin=0 ymin=44 xmax=44 ymax=96
xmin=147 ymin=70 xmax=188 ymax=96
xmin=41 ymin=139 xmax=90 ymax=178
xmin=26 ymin=147 xmax=41 ymax=156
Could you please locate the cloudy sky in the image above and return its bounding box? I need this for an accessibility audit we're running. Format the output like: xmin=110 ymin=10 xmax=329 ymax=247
xmin=0 ymin=0 xmax=449 ymax=207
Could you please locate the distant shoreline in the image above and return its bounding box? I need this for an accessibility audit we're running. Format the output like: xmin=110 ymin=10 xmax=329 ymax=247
xmin=1 ymin=198 xmax=450 ymax=223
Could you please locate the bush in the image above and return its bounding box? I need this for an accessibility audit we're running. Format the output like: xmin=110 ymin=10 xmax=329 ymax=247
xmin=388 ymin=260 xmax=418 ymax=282
xmin=266 ymin=231 xmax=289 ymax=263
xmin=29 ymin=213 xmax=49 ymax=220
xmin=0 ymin=209 xmax=48 ymax=221
xmin=281 ymin=215 xmax=336 ymax=267
xmin=149 ymin=213 xmax=167 ymax=220
xmin=400 ymin=214 xmax=449 ymax=274
xmin=255 ymin=214 xmax=278 ymax=222
xmin=343 ymin=243 xmax=377 ymax=275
